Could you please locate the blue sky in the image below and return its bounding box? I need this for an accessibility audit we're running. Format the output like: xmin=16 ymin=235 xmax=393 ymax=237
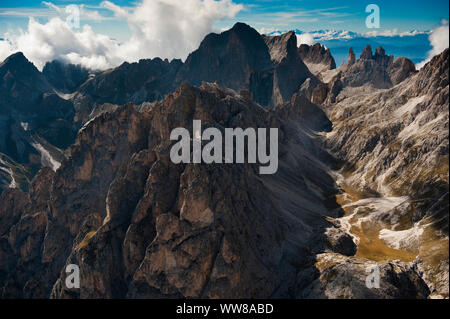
xmin=229 ymin=0 xmax=449 ymax=33
xmin=1 ymin=0 xmax=448 ymax=39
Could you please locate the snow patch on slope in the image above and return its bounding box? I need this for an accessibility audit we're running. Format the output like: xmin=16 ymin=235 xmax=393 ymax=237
xmin=343 ymin=196 xmax=409 ymax=226
xmin=379 ymin=223 xmax=424 ymax=250
xmin=31 ymin=141 xmax=61 ymax=171
xmin=394 ymin=95 xmax=426 ymax=117
xmin=0 ymin=158 xmax=16 ymax=188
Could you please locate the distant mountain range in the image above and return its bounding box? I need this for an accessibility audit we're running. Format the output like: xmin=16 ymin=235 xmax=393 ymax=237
xmin=265 ymin=29 xmax=428 ymax=40
xmin=264 ymin=29 xmax=431 ymax=65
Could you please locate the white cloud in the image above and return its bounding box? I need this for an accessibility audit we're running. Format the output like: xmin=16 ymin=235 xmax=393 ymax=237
xmin=1 ymin=17 xmax=121 ymax=70
xmin=416 ymin=20 xmax=449 ymax=69
xmin=0 ymin=39 xmax=15 ymax=62
xmin=256 ymin=27 xmax=279 ymax=35
xmin=101 ymin=0 xmax=243 ymax=64
xmin=0 ymin=0 xmax=243 ymax=70
xmin=296 ymin=33 xmax=314 ymax=46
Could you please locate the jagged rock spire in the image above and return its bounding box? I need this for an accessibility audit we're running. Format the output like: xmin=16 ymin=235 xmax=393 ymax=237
xmin=360 ymin=45 xmax=373 ymax=60
xmin=375 ymin=46 xmax=386 ymax=57
xmin=347 ymin=47 xmax=356 ymax=65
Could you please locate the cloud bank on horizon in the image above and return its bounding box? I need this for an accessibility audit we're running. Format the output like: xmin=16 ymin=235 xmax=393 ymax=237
xmin=0 ymin=0 xmax=448 ymax=70
xmin=416 ymin=20 xmax=449 ymax=68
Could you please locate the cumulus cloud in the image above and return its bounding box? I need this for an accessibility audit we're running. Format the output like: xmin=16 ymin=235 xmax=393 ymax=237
xmin=296 ymin=33 xmax=314 ymax=46
xmin=100 ymin=0 xmax=242 ymax=63
xmin=0 ymin=0 xmax=243 ymax=70
xmin=0 ymin=18 xmax=121 ymax=70
xmin=416 ymin=20 xmax=449 ymax=69
xmin=0 ymin=40 xmax=14 ymax=63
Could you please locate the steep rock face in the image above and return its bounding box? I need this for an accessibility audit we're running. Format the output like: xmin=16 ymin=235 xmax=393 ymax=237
xmin=275 ymin=93 xmax=331 ymax=132
xmin=42 ymin=60 xmax=90 ymax=93
xmin=0 ymin=167 xmax=54 ymax=298
xmin=1 ymin=82 xmax=359 ymax=298
xmin=298 ymin=43 xmax=336 ymax=71
xmin=1 ymin=103 xmax=150 ymax=298
xmin=0 ymin=52 xmax=53 ymax=114
xmin=388 ymin=57 xmax=417 ymax=86
xmin=405 ymin=48 xmax=449 ymax=98
xmin=263 ymin=32 xmax=317 ymax=106
xmin=175 ymin=23 xmax=272 ymax=95
xmin=347 ymin=47 xmax=356 ymax=65
xmin=327 ymin=48 xmax=448 ymax=198
xmin=1 ymin=80 xmax=436 ymax=299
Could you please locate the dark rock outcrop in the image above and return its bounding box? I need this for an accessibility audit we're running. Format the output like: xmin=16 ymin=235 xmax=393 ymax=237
xmin=298 ymin=43 xmax=336 ymax=70
xmin=360 ymin=45 xmax=374 ymax=60
xmin=73 ymin=58 xmax=182 ymax=123
xmin=347 ymin=47 xmax=356 ymax=65
xmin=42 ymin=60 xmax=90 ymax=93
xmin=0 ymin=52 xmax=53 ymax=114
xmin=263 ymin=31 xmax=317 ymax=106
xmin=301 ymin=253 xmax=430 ymax=298
xmin=175 ymin=23 xmax=273 ymax=96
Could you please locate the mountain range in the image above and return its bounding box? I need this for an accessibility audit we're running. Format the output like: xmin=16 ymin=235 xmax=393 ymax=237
xmin=264 ymin=29 xmax=432 ymax=66
xmin=0 ymin=22 xmax=448 ymax=299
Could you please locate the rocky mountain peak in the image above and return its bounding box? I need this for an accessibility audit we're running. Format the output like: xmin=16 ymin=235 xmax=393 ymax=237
xmin=174 ymin=23 xmax=271 ymax=94
xmin=229 ymin=22 xmax=260 ymax=37
xmin=347 ymin=47 xmax=356 ymax=65
xmin=0 ymin=52 xmax=30 ymax=68
xmin=0 ymin=52 xmax=76 ymax=191
xmin=375 ymin=46 xmax=386 ymax=57
xmin=360 ymin=44 xmax=373 ymax=60
xmin=175 ymin=25 xmax=313 ymax=108
xmin=0 ymin=52 xmax=48 ymax=87
xmin=298 ymin=43 xmax=336 ymax=70
xmin=264 ymin=31 xmax=297 ymax=63
xmin=333 ymin=45 xmax=414 ymax=90
xmin=318 ymin=45 xmax=417 ymax=104
xmin=0 ymin=52 xmax=54 ymax=113
xmin=373 ymin=46 xmax=393 ymax=66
